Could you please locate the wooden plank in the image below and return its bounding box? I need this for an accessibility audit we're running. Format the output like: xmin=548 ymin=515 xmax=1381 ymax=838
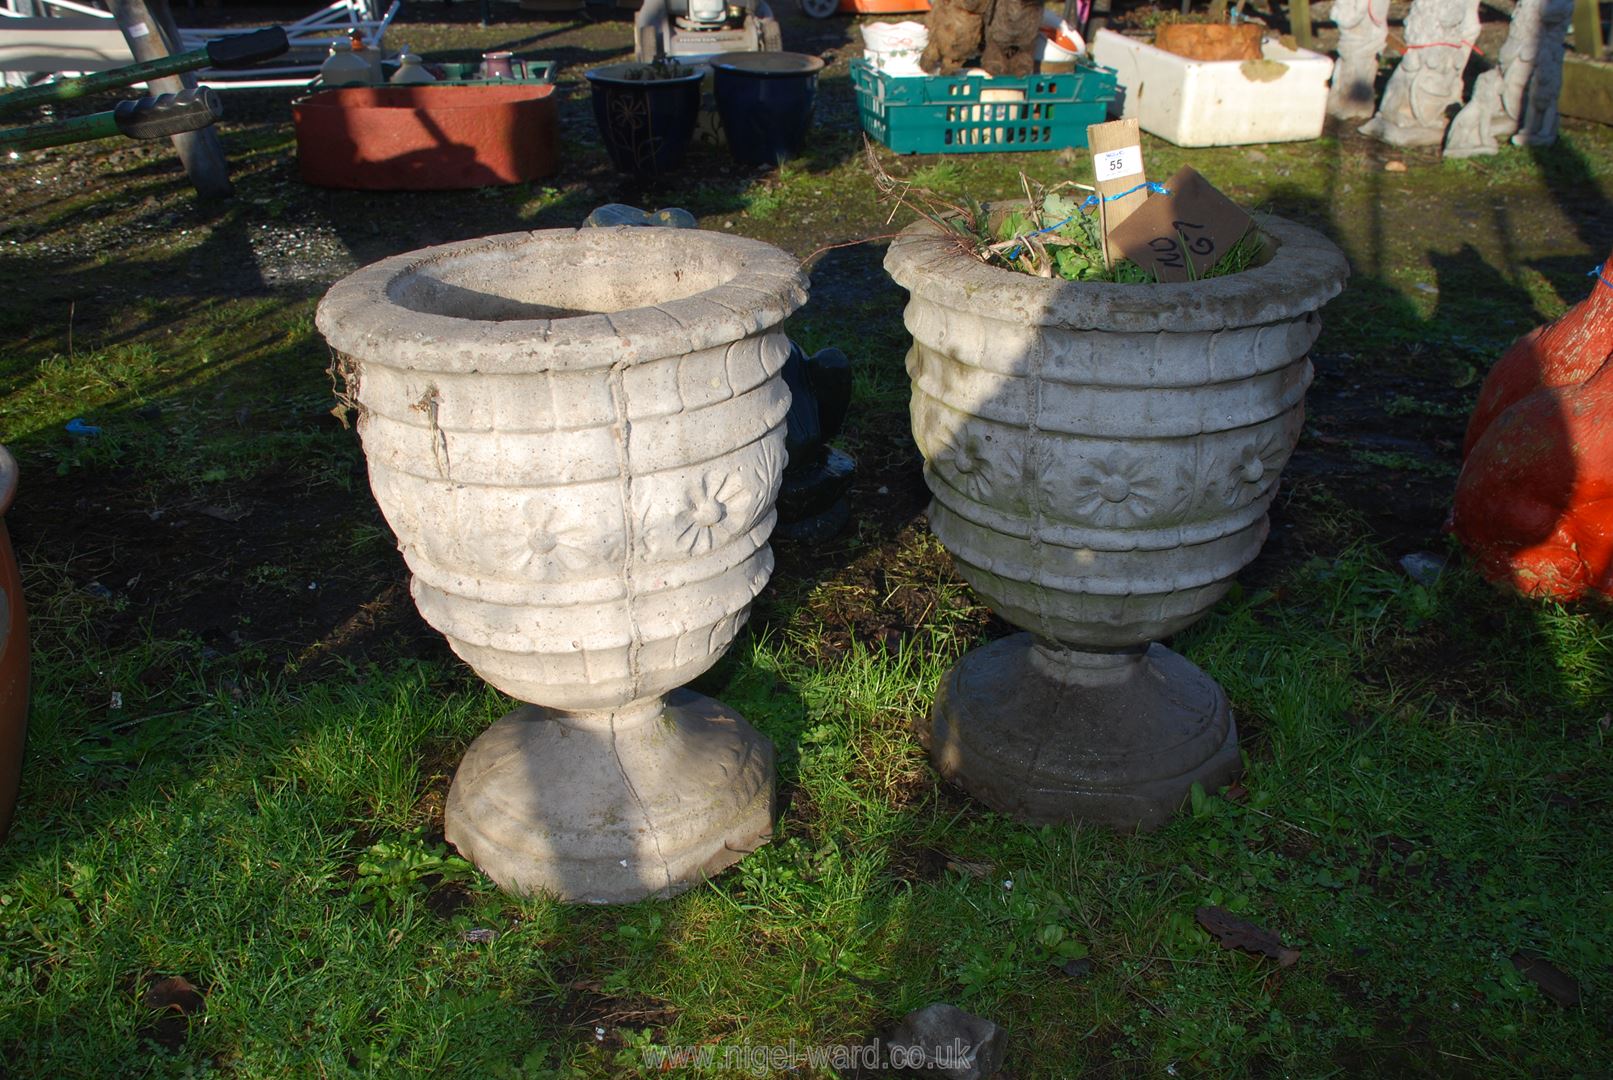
xmin=1086 ymin=117 xmax=1149 ymax=263
xmin=1561 ymin=52 xmax=1613 ymax=120
xmin=1572 ymin=0 xmax=1605 ymax=59
xmin=1290 ymin=0 xmax=1315 ymax=51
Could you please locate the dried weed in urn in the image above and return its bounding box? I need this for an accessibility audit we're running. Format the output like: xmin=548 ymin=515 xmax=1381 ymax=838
xmin=865 ymin=136 xmax=1267 ymax=285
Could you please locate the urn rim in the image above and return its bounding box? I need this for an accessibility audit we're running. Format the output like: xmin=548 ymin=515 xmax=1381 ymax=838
xmin=316 ymin=227 xmax=808 ymax=373
xmin=883 ymin=213 xmax=1349 ymax=334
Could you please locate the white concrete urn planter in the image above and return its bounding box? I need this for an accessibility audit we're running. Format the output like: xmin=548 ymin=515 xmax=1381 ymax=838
xmin=885 ymin=216 xmax=1348 ymax=830
xmin=317 ymin=228 xmax=808 ymax=902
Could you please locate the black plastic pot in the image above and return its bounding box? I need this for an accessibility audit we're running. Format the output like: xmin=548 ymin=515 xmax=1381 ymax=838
xmin=584 ymin=62 xmax=707 ymax=176
xmin=710 ymin=52 xmax=825 ymax=166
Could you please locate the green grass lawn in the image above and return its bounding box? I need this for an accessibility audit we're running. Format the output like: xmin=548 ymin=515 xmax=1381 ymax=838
xmin=4 ymin=504 xmax=1610 ymax=1076
xmin=1 ymin=9 xmax=1611 ymax=1075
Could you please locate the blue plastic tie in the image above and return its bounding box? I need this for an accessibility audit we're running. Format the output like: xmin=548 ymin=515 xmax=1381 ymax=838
xmin=65 ymin=418 xmax=101 ymax=437
xmin=1080 ymin=181 xmax=1170 ymax=212
xmin=1589 ymin=266 xmax=1613 ymax=291
xmin=1005 ymin=183 xmax=1172 ymax=262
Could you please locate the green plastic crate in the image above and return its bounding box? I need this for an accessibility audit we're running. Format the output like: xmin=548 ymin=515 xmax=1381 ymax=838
xmin=432 ymin=60 xmax=558 ymax=85
xmin=851 ymin=59 xmax=1117 ymax=154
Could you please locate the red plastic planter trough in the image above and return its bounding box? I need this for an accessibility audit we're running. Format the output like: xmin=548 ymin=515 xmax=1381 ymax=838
xmin=293 ymin=84 xmax=558 ymax=190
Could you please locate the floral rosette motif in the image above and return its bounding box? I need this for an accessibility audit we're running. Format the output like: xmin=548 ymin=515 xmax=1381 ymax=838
xmin=1038 ymin=450 xmax=1196 ymax=529
xmin=515 ymin=499 xmax=623 ymax=579
xmin=930 ymin=426 xmax=1022 ymax=506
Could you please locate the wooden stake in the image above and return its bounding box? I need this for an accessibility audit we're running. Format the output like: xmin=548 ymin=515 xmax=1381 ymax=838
xmin=1086 ymin=118 xmax=1147 ymax=267
xmin=1290 ymin=0 xmax=1314 ymax=50
xmin=1573 ymin=0 xmax=1605 ymax=60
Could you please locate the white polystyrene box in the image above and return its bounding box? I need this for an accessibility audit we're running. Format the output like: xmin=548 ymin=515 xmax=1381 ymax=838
xmin=1091 ymin=28 xmax=1335 ymax=147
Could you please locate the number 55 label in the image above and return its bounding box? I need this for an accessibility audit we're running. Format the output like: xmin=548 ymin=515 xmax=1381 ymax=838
xmin=1092 ymin=145 xmax=1143 ymax=180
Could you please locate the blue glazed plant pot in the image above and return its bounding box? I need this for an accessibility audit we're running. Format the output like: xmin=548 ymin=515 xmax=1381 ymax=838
xmin=585 ymin=62 xmax=708 ymax=176
xmin=710 ymin=51 xmax=825 ymax=166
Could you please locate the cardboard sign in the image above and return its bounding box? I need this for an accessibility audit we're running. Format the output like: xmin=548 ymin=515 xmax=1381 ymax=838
xmin=1085 ymin=118 xmax=1147 ymax=264
xmin=1106 ymin=165 xmax=1253 ymax=283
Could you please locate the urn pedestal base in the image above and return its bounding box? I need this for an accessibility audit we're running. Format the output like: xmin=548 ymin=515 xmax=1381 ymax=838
xmin=922 ymin=635 xmax=1240 ymax=831
xmin=445 ymin=690 xmax=775 ymax=904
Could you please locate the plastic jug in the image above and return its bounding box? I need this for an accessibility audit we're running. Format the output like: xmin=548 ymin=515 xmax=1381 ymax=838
xmin=320 ymin=39 xmax=372 ymax=86
xmin=390 ymin=48 xmax=436 ymax=84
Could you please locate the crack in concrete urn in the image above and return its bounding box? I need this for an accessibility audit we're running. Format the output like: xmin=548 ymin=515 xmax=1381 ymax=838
xmin=317 ymin=227 xmax=808 ymax=902
xmin=885 ymin=215 xmax=1350 ymax=830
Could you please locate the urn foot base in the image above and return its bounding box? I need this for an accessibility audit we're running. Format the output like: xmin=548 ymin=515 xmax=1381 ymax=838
xmin=445 ymin=689 xmax=775 ymax=903
xmin=773 ymin=495 xmax=850 ymax=544
xmin=922 ymin=634 xmax=1240 ymax=831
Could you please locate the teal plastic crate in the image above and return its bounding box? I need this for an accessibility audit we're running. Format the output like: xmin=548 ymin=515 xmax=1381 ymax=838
xmin=432 ymin=60 xmax=558 ymax=84
xmin=850 ymin=59 xmax=1117 ymax=154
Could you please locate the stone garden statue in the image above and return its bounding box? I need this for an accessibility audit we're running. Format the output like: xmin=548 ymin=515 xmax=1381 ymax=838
xmin=1446 ymin=0 xmax=1575 ymax=156
xmin=1360 ymin=0 xmax=1481 ymax=146
xmin=1328 ymin=0 xmax=1390 ymax=120
xmin=1509 ymin=0 xmax=1574 ymax=147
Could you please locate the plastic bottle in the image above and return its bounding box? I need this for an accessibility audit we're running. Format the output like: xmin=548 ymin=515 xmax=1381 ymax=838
xmin=349 ymin=32 xmax=383 ymax=83
xmin=320 ymin=39 xmax=372 ymax=87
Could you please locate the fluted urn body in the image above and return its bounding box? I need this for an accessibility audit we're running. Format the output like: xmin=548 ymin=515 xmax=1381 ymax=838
xmin=318 ymin=227 xmax=808 ymax=901
xmin=885 ymin=216 xmax=1348 ymax=829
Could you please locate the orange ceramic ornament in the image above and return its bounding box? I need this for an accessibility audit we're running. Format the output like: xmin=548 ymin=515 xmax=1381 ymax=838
xmin=1450 ymin=260 xmax=1613 ymax=601
xmin=1462 ymin=253 xmax=1613 ymax=456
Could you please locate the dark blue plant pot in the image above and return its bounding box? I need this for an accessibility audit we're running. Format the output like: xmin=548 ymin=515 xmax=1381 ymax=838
xmin=710 ymin=52 xmax=825 ymax=167
xmin=584 ymin=63 xmax=707 ymax=176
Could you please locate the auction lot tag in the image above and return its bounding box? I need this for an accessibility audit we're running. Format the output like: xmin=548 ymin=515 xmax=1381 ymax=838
xmin=1107 ymin=165 xmax=1253 ymax=283
xmin=1092 ymin=144 xmax=1143 ymax=181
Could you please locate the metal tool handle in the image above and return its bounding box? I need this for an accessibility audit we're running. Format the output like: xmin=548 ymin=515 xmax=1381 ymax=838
xmin=204 ymin=26 xmax=290 ymax=70
xmin=0 ymin=25 xmax=288 ymax=118
xmin=113 ymin=88 xmax=223 ymax=140
xmin=0 ymin=88 xmax=223 ymax=152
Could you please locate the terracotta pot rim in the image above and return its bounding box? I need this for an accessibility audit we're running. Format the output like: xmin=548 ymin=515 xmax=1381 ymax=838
xmin=316 ymin=227 xmax=808 ymax=373
xmin=884 ymin=212 xmax=1349 ymax=334
xmin=295 ymin=84 xmax=556 ymax=110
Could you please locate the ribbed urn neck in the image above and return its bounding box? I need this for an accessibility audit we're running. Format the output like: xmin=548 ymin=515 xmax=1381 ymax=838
xmin=549 ymin=698 xmax=666 ymax=732
xmin=1030 ymin=641 xmax=1149 ymax=687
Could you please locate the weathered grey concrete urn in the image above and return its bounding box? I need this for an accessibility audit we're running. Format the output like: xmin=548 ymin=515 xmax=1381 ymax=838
xmin=885 ymin=216 xmax=1348 ymax=830
xmin=317 ymin=228 xmax=807 ymax=902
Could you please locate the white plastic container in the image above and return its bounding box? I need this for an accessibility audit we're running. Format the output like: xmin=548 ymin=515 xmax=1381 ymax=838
xmin=389 ymin=48 xmax=436 ymax=84
xmin=1091 ymin=28 xmax=1334 ymax=146
xmin=1038 ymin=9 xmax=1085 ymax=60
xmin=1036 ymin=34 xmax=1079 ymax=67
xmin=319 ymin=39 xmax=373 ymax=87
xmin=861 ymin=21 xmax=928 ymax=78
